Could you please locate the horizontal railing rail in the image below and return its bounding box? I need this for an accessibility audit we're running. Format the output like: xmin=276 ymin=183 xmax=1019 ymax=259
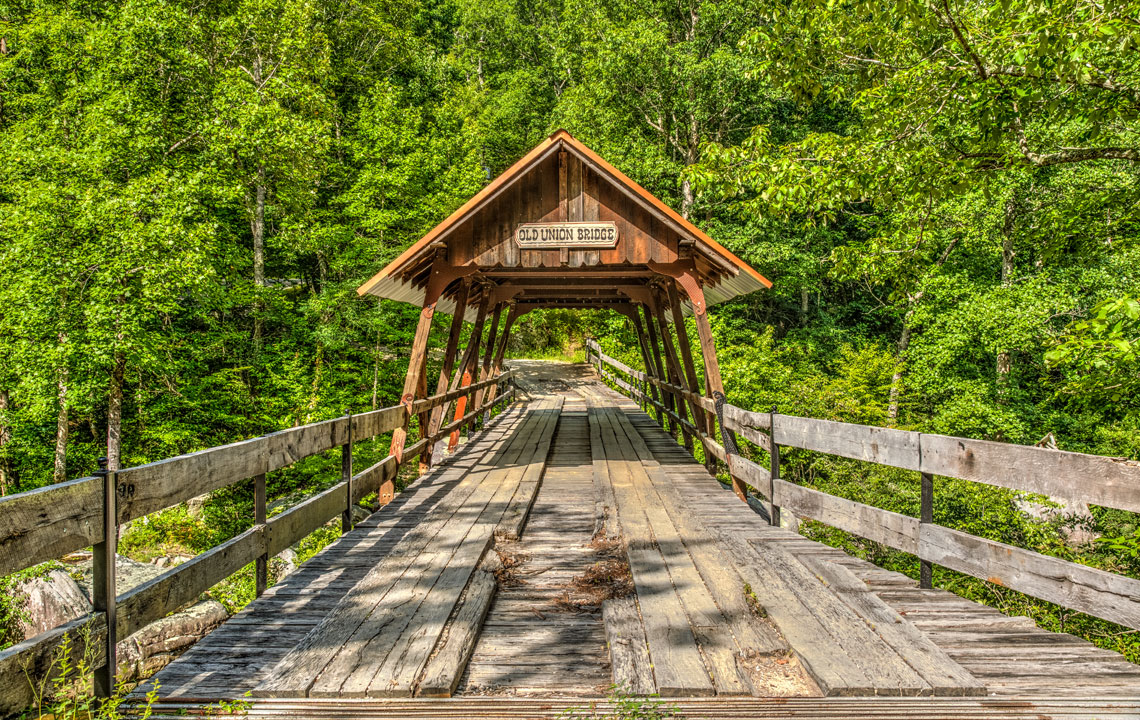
xmin=0 ymin=370 xmax=515 ymax=716
xmin=586 ymin=339 xmax=1140 ymax=633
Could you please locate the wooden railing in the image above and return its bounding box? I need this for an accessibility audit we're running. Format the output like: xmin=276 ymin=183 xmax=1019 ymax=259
xmin=0 ymin=370 xmax=515 ymax=715
xmin=585 ymin=339 xmax=1140 ymax=633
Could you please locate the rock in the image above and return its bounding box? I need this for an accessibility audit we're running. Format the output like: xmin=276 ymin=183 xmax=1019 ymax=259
xmin=273 ymin=548 xmax=299 ymax=580
xmin=186 ymin=493 xmax=210 ymax=516
xmin=116 ymin=599 xmax=229 ymax=682
xmin=15 ymin=569 xmax=92 ymax=639
xmin=351 ymin=504 xmax=372 ymax=524
xmin=13 ymin=555 xmax=231 ymax=683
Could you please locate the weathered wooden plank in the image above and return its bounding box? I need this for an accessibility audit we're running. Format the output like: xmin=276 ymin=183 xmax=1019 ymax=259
xmin=712 ymin=531 xmax=873 ymax=695
xmin=257 ymin=407 xmax=538 ymax=697
xmin=771 ymin=479 xmax=919 ymax=555
xmin=920 ymin=433 xmax=1140 ymax=512
xmin=592 ymin=408 xmax=714 ymax=696
xmin=0 ymin=475 xmax=103 ymax=576
xmin=918 ymin=523 xmax=1140 ymax=630
xmin=330 ymin=448 xmax=525 ymax=698
xmin=352 ymin=406 xmax=405 ymax=441
xmin=266 ymin=482 xmax=349 ymax=557
xmin=722 ymin=403 xmax=771 ymax=432
xmin=115 ymin=435 xmax=270 ymax=523
xmin=118 ymin=527 xmax=264 ymax=638
xmin=417 ymin=569 xmax=497 ymax=697
xmin=411 ymin=372 xmax=511 ymax=416
xmin=607 ymin=408 xmax=759 ymax=694
xmin=602 ymin=596 xmax=656 ymax=695
xmin=773 ymin=416 xmax=921 ymax=472
xmin=497 ymin=402 xmax=563 ymax=538
xmin=728 ymin=454 xmax=770 ymax=495
xmin=352 ymin=456 xmax=399 ymax=505
xmin=369 ymin=528 xmax=496 ymax=697
xmin=266 ymin=417 xmax=350 ymax=473
xmin=803 ymin=557 xmax=983 ymax=696
xmin=754 ymin=542 xmax=931 ymax=695
xmin=0 ymin=613 xmax=104 ymax=716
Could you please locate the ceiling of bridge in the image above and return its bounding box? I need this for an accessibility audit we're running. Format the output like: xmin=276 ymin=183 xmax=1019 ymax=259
xmin=356 ymin=130 xmax=771 ymax=319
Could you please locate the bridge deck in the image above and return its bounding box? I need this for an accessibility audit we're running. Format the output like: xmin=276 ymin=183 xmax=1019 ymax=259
xmin=140 ymin=362 xmax=1140 ymax=708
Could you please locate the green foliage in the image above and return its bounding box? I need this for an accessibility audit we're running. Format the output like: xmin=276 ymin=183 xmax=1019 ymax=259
xmin=561 ymin=685 xmax=683 ymax=720
xmin=0 ymin=0 xmax=1139 ymax=695
xmin=1047 ymin=295 xmax=1140 ymax=409
xmin=23 ymin=627 xmax=159 ymax=720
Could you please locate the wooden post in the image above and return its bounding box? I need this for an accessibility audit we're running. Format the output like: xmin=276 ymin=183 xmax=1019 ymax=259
xmin=425 ymin=279 xmax=471 ymax=467
xmin=92 ymin=456 xmax=117 ymax=699
xmin=641 ymin=304 xmax=678 ymax=438
xmin=650 ymin=289 xmax=695 ymax=453
xmin=254 ymin=473 xmax=267 ymax=597
xmin=341 ymin=414 xmax=354 ymax=533
xmin=920 ymin=472 xmax=934 ymax=588
xmin=474 ymin=303 xmax=504 ymax=425
xmin=448 ymin=292 xmax=491 ymax=451
xmin=769 ymin=408 xmax=781 ymax=525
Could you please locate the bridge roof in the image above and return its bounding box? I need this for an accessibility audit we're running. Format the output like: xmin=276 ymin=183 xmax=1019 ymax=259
xmin=356 ymin=130 xmax=770 ymax=319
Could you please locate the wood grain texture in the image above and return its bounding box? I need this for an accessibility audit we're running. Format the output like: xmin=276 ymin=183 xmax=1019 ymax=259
xmin=417 ymin=569 xmax=497 ymax=697
xmin=0 ymin=475 xmax=103 ymax=576
xmin=773 ymin=416 xmax=920 ymax=472
xmin=772 ymin=479 xmax=920 ymax=555
xmin=918 ymin=523 xmax=1140 ymax=630
xmin=920 ymin=433 xmax=1140 ymax=512
xmin=603 ymin=596 xmax=655 ymax=695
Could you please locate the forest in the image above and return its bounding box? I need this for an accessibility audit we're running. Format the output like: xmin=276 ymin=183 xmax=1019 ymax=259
xmin=1 ymin=0 xmax=1138 ymax=674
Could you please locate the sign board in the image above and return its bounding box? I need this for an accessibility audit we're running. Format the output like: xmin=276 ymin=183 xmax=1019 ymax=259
xmin=515 ymin=222 xmax=618 ymax=249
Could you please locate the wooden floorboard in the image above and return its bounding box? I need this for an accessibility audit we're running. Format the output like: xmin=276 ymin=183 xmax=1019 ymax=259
xmin=139 ymin=365 xmax=1140 ymax=703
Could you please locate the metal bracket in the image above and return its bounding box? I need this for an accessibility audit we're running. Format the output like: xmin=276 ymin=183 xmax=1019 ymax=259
xmin=713 ymin=391 xmax=739 ymax=457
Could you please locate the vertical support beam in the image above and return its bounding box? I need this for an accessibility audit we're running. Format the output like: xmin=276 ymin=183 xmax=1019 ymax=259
xmin=650 ymin=288 xmax=695 ymax=453
xmin=387 ymin=256 xmax=471 ymax=500
xmin=341 ymin=414 xmax=354 ymax=533
xmin=448 ymin=291 xmax=491 ymax=450
xmin=679 ymin=271 xmax=743 ymax=499
xmin=641 ymin=303 xmax=678 ymax=438
xmin=769 ymin=408 xmax=781 ymax=523
xmin=668 ymin=282 xmax=716 ymax=470
xmin=93 ymin=456 xmax=117 ymax=699
xmin=486 ymin=302 xmax=520 ymax=407
xmin=254 ymin=472 xmax=267 ymax=597
xmin=629 ymin=308 xmax=663 ymax=423
xmin=920 ymin=472 xmax=934 ymax=588
xmin=425 ymin=279 xmax=471 ymax=466
xmin=475 ymin=303 xmax=504 ymax=424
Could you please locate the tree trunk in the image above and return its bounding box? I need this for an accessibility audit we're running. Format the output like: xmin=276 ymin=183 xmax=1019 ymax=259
xmin=371 ymin=328 xmax=382 ymax=410
xmin=0 ymin=388 xmax=10 ymax=495
xmin=801 ymin=287 xmax=810 ymax=317
xmin=107 ymin=351 xmax=125 ymax=472
xmin=887 ymin=318 xmax=913 ymax=425
xmin=997 ymin=197 xmax=1016 ymax=398
xmin=53 ymin=363 xmax=68 ymax=484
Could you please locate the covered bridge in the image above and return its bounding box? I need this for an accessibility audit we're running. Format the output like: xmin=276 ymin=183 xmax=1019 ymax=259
xmin=2 ymin=131 xmax=1139 ymax=719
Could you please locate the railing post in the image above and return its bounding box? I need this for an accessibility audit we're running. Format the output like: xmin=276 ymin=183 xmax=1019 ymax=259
xmin=254 ymin=472 xmax=267 ymax=597
xmin=342 ymin=413 xmax=354 ymax=534
xmin=92 ymin=456 xmax=118 ymax=700
xmin=769 ymin=408 xmax=781 ymax=527
xmin=920 ymin=471 xmax=934 ymax=589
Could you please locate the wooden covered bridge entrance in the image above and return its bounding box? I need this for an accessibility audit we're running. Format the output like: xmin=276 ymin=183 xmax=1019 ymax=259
xmin=3 ymin=132 xmax=1140 ymax=718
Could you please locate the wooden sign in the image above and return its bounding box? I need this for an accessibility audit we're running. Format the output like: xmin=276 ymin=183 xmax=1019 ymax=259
xmin=515 ymin=222 xmax=618 ymax=249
